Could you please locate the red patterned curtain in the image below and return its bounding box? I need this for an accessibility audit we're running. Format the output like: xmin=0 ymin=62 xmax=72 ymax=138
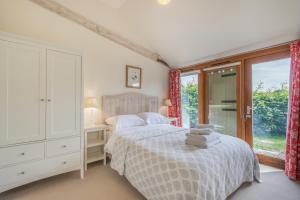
xmin=286 ymin=40 xmax=300 ymax=180
xmin=169 ymin=69 xmax=182 ymax=127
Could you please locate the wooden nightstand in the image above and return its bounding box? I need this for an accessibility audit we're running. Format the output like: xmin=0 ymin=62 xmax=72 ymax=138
xmin=168 ymin=117 xmax=178 ymax=126
xmin=84 ymin=125 xmax=110 ymax=170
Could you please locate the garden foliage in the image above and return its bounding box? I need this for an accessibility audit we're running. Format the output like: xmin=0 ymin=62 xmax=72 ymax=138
xmin=253 ymin=81 xmax=289 ymax=137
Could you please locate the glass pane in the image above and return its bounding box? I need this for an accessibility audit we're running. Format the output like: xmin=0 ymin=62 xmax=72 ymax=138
xmin=208 ymin=67 xmax=237 ymax=136
xmin=252 ymin=58 xmax=290 ymax=160
xmin=181 ymin=74 xmax=199 ymax=128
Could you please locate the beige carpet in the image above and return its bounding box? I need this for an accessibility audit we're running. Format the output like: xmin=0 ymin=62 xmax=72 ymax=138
xmin=1 ymin=164 xmax=299 ymax=200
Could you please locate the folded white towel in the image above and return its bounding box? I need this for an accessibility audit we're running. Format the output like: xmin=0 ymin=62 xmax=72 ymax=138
xmin=186 ymin=132 xmax=220 ymax=143
xmin=185 ymin=138 xmax=221 ymax=148
xmin=189 ymin=128 xmax=213 ymax=135
xmin=196 ymin=124 xmax=215 ymax=129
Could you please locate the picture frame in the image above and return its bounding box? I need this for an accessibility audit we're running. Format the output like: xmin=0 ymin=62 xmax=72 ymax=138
xmin=126 ymin=65 xmax=142 ymax=89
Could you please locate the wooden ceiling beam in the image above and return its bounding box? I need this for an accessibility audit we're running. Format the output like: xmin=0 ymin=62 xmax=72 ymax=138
xmin=29 ymin=0 xmax=171 ymax=69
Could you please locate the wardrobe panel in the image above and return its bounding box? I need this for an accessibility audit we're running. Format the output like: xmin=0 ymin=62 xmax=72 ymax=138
xmin=0 ymin=41 xmax=46 ymax=145
xmin=46 ymin=50 xmax=81 ymax=139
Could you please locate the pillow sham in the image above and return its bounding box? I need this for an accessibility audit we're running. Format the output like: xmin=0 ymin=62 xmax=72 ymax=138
xmin=137 ymin=112 xmax=170 ymax=125
xmin=105 ymin=114 xmax=146 ymax=131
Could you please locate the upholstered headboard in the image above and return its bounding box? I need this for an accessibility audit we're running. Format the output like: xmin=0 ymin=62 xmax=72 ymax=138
xmin=102 ymin=93 xmax=159 ymax=118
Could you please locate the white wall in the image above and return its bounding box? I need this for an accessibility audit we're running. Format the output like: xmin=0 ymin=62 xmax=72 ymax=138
xmin=0 ymin=0 xmax=169 ymax=125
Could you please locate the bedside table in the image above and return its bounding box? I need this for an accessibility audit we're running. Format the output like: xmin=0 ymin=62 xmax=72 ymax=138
xmin=84 ymin=124 xmax=110 ymax=170
xmin=168 ymin=117 xmax=178 ymax=126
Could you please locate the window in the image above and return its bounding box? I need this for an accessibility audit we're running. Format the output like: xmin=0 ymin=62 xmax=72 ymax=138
xmin=181 ymin=73 xmax=199 ymax=128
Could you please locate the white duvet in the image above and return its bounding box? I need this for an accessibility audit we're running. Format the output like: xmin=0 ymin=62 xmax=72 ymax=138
xmin=105 ymin=124 xmax=260 ymax=200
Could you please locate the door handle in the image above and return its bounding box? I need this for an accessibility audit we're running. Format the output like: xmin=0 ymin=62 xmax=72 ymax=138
xmin=245 ymin=105 xmax=252 ymax=119
xmin=245 ymin=114 xmax=252 ymax=119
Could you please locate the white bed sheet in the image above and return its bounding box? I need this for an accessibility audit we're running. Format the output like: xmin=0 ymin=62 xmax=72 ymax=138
xmin=105 ymin=124 xmax=260 ymax=200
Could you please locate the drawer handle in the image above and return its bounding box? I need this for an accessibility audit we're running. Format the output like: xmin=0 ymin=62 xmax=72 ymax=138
xmin=62 ymin=145 xmax=67 ymax=148
xmin=19 ymin=171 xmax=25 ymax=175
xmin=62 ymin=161 xmax=67 ymax=165
xmin=20 ymin=152 xmax=26 ymax=156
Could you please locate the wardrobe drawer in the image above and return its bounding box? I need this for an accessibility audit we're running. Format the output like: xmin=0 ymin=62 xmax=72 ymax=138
xmin=0 ymin=159 xmax=45 ymax=186
xmin=0 ymin=153 xmax=80 ymax=187
xmin=0 ymin=143 xmax=45 ymax=168
xmin=45 ymin=152 xmax=81 ymax=173
xmin=46 ymin=137 xmax=80 ymax=157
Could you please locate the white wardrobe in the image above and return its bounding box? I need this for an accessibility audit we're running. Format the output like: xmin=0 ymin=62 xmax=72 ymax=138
xmin=0 ymin=33 xmax=83 ymax=193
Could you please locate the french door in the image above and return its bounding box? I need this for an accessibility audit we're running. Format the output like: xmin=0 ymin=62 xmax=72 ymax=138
xmin=203 ymin=64 xmax=243 ymax=138
xmin=244 ymin=51 xmax=291 ymax=168
xmin=181 ymin=45 xmax=291 ymax=168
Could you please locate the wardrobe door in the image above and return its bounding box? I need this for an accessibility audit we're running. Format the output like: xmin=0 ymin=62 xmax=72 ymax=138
xmin=0 ymin=41 xmax=46 ymax=146
xmin=46 ymin=50 xmax=81 ymax=139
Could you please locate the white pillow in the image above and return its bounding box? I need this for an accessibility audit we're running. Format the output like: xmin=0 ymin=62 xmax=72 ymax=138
xmin=137 ymin=112 xmax=170 ymax=125
xmin=105 ymin=114 xmax=146 ymax=131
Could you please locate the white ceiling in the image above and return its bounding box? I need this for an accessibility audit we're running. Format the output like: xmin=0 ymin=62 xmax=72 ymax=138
xmin=98 ymin=0 xmax=127 ymax=9
xmin=56 ymin=0 xmax=300 ymax=67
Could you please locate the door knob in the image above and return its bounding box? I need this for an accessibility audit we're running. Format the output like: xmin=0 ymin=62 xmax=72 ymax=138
xmin=47 ymin=99 xmax=51 ymax=102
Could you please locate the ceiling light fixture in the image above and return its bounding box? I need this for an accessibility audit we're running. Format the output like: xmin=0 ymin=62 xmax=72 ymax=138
xmin=158 ymin=0 xmax=171 ymax=5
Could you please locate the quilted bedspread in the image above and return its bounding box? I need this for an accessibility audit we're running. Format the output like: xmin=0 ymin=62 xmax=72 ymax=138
xmin=105 ymin=124 xmax=260 ymax=200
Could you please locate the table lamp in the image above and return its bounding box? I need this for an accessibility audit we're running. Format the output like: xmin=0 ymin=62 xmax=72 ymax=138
xmin=85 ymin=97 xmax=98 ymax=126
xmin=163 ymin=98 xmax=172 ymax=117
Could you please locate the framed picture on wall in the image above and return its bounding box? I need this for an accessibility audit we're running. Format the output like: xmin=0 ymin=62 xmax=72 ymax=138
xmin=126 ymin=65 xmax=142 ymax=89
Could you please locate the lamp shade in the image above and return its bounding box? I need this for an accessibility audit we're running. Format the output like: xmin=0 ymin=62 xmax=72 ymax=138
xmin=163 ymin=99 xmax=172 ymax=106
xmin=85 ymin=97 xmax=98 ymax=108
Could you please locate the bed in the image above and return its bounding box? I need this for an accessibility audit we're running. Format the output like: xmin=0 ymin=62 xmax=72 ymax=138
xmin=103 ymin=93 xmax=260 ymax=200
